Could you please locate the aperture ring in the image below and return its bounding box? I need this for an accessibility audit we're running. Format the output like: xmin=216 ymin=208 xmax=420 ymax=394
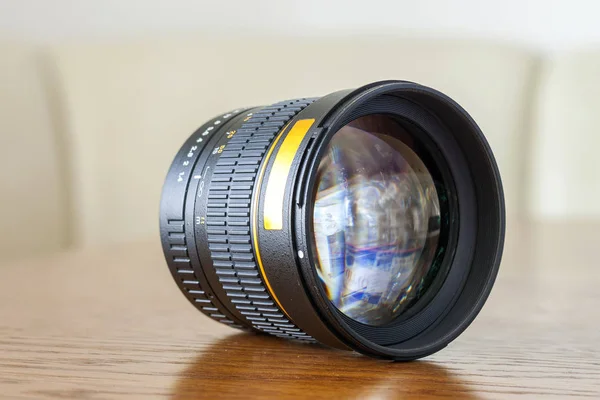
xmin=206 ymin=99 xmax=316 ymax=340
xmin=164 ymin=219 xmax=245 ymax=328
xmin=162 ymin=110 xmax=251 ymax=330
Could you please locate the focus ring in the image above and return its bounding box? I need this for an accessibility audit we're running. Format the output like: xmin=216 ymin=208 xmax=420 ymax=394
xmin=206 ymin=99 xmax=316 ymax=340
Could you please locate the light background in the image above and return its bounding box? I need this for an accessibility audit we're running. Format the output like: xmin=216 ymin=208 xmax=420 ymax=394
xmin=0 ymin=0 xmax=599 ymax=260
xmin=0 ymin=0 xmax=599 ymax=51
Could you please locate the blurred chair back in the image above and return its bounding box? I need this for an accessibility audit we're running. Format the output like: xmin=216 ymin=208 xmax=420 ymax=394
xmin=0 ymin=43 xmax=68 ymax=260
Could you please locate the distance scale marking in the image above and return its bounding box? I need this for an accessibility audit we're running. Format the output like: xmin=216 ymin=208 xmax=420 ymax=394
xmin=177 ymin=109 xmax=242 ymax=183
xmin=195 ymin=112 xmax=254 ymax=188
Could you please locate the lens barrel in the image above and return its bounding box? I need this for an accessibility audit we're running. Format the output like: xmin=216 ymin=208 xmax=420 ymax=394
xmin=159 ymin=80 xmax=505 ymax=360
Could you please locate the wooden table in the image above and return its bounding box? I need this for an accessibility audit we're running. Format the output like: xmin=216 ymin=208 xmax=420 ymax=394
xmin=1 ymin=222 xmax=599 ymax=399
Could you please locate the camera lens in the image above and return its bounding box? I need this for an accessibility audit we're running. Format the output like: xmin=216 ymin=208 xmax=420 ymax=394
xmin=160 ymin=80 xmax=505 ymax=360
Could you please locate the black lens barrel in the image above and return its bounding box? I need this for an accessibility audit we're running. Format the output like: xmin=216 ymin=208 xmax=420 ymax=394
xmin=159 ymin=80 xmax=505 ymax=360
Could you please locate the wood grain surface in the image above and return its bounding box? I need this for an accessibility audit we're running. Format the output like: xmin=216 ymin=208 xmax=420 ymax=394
xmin=0 ymin=221 xmax=599 ymax=399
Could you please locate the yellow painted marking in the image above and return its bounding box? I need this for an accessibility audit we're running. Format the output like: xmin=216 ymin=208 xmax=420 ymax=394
xmin=263 ymin=119 xmax=315 ymax=230
xmin=251 ymin=121 xmax=297 ymax=320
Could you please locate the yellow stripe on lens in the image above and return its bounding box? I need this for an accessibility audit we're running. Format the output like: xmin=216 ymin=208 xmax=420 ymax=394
xmin=252 ymin=119 xmax=314 ymax=320
xmin=263 ymin=118 xmax=315 ymax=230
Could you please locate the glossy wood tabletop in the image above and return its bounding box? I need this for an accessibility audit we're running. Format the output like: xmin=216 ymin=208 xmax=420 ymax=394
xmin=1 ymin=221 xmax=599 ymax=399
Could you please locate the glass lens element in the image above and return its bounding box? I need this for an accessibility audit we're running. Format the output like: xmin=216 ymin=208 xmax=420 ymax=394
xmin=313 ymin=115 xmax=442 ymax=326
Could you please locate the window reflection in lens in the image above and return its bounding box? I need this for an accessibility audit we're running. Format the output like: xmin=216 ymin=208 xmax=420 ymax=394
xmin=313 ymin=115 xmax=442 ymax=326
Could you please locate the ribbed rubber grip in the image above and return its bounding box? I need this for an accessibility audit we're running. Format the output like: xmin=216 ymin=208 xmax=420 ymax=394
xmin=205 ymin=99 xmax=316 ymax=340
xmin=164 ymin=218 xmax=244 ymax=328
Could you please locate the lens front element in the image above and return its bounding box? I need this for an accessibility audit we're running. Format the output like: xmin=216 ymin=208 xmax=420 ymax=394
xmin=313 ymin=115 xmax=443 ymax=326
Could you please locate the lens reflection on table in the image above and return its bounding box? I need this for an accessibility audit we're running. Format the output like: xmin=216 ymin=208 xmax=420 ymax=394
xmin=172 ymin=333 xmax=479 ymax=400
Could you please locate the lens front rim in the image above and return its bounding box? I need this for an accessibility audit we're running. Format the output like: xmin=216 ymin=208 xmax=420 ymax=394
xmin=294 ymin=81 xmax=504 ymax=360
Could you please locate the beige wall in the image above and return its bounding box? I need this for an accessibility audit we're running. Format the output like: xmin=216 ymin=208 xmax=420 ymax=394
xmin=1 ymin=36 xmax=599 ymax=261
